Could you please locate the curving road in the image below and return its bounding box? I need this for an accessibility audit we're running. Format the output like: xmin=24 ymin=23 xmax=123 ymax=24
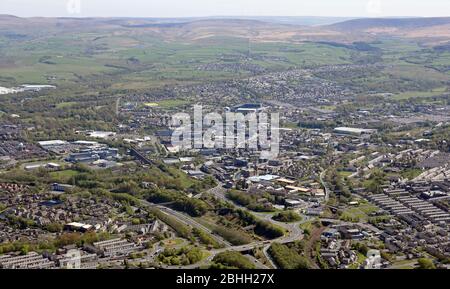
xmin=141 ymin=199 xmax=231 ymax=247
xmin=142 ymin=183 xmax=309 ymax=269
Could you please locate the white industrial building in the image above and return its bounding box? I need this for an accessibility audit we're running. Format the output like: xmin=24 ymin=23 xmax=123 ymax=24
xmin=334 ymin=127 xmax=377 ymax=136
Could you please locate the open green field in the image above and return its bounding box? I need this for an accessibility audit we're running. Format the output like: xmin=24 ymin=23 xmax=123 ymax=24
xmin=56 ymin=101 xmax=78 ymax=109
xmin=0 ymin=31 xmax=448 ymax=108
xmin=340 ymin=200 xmax=380 ymax=222
xmin=146 ymin=99 xmax=191 ymax=108
xmin=390 ymin=259 xmax=419 ymax=269
xmin=161 ymin=238 xmax=187 ymax=248
xmin=0 ymin=31 xmax=359 ymax=89
xmin=338 ymin=171 xmax=353 ymax=178
xmin=392 ymin=87 xmax=448 ymax=100
xmin=49 ymin=170 xmax=79 ymax=182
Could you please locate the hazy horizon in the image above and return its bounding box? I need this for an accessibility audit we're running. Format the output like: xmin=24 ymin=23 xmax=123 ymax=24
xmin=1 ymin=0 xmax=449 ymax=18
xmin=0 ymin=14 xmax=440 ymax=19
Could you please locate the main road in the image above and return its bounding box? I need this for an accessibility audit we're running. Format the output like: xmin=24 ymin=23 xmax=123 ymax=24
xmin=140 ymin=183 xmax=307 ymax=269
xmin=141 ymin=199 xmax=231 ymax=247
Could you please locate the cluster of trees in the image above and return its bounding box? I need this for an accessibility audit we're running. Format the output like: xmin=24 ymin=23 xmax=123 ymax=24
xmin=149 ymin=208 xmax=192 ymax=239
xmin=254 ymin=220 xmax=285 ymax=239
xmin=364 ymin=169 xmax=386 ymax=194
xmin=327 ymin=168 xmax=352 ymax=200
xmin=297 ymin=120 xmax=337 ymax=129
xmin=4 ymin=214 xmax=36 ymax=229
xmin=149 ymin=165 xmax=215 ymax=193
xmin=0 ymin=242 xmax=42 ymax=256
xmin=148 ymin=189 xmax=209 ymax=217
xmin=0 ymin=168 xmax=42 ymax=183
xmin=69 ymin=172 xmax=103 ymax=189
xmin=210 ymin=251 xmax=256 ymax=269
xmin=430 ymin=125 xmax=450 ymax=151
xmin=236 ymin=209 xmax=285 ymax=239
xmin=62 ymin=164 xmax=214 ymax=218
xmin=226 ymin=190 xmax=275 ymax=212
xmin=352 ymin=242 xmax=369 ymax=256
xmin=0 ymin=231 xmax=110 ymax=255
xmin=212 ymin=225 xmax=253 ymax=246
xmin=209 ymin=209 xmax=285 ymax=245
xmin=172 ymin=198 xmax=209 ymax=217
xmin=268 ymin=243 xmax=310 ymax=269
xmin=1 ymin=89 xmax=119 ymax=139
xmin=192 ymin=228 xmax=222 ymax=249
xmin=188 ymin=176 xmax=217 ymax=194
xmin=417 ymin=258 xmax=436 ymax=269
xmin=158 ymin=247 xmax=204 ymax=266
xmin=44 ymin=222 xmax=64 ymax=233
xmin=63 ymin=163 xmax=214 ymax=198
xmin=54 ymin=231 xmax=110 ymax=248
xmin=150 ymin=207 xmax=224 ymax=250
xmin=272 ymin=210 xmax=302 ymax=223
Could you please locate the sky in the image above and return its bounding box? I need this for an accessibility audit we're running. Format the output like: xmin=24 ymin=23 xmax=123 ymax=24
xmin=1 ymin=0 xmax=449 ymax=18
